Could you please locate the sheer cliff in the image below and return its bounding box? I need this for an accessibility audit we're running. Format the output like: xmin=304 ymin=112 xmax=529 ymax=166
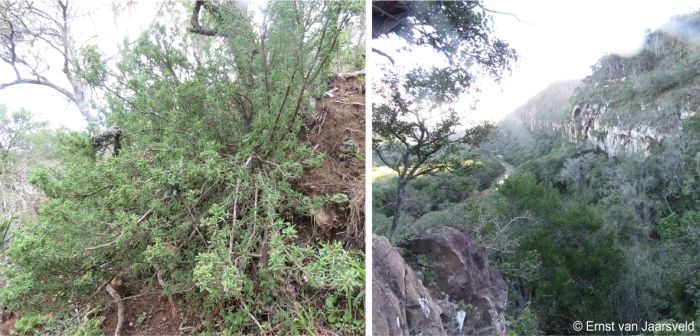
xmin=568 ymin=11 xmax=700 ymax=156
xmin=495 ymin=10 xmax=700 ymax=158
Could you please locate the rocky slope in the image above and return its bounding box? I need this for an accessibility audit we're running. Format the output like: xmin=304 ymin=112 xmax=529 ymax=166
xmin=373 ymin=226 xmax=508 ymax=336
xmin=495 ymin=11 xmax=700 ymax=158
xmin=373 ymin=235 xmax=445 ymax=336
xmin=568 ymin=12 xmax=700 ymax=156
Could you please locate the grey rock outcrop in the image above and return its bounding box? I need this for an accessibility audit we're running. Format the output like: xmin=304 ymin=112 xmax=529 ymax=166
xmin=408 ymin=226 xmax=509 ymax=336
xmin=569 ymin=103 xmax=661 ymax=156
xmin=372 ymin=235 xmax=445 ymax=336
xmin=373 ymin=227 xmax=509 ymax=336
xmin=569 ymin=102 xmax=696 ymax=157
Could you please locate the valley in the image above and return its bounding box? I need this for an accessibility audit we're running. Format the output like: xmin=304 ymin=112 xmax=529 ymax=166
xmin=373 ymin=8 xmax=700 ymax=336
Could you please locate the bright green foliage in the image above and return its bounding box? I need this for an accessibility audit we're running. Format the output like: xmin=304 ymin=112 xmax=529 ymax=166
xmin=12 ymin=314 xmax=50 ymax=335
xmin=2 ymin=1 xmax=364 ymax=334
xmin=657 ymin=210 xmax=700 ymax=242
xmin=507 ymin=304 xmax=537 ymax=336
xmin=72 ymin=45 xmax=107 ymax=87
xmin=61 ymin=317 xmax=105 ymax=336
xmin=311 ymin=243 xmax=364 ymax=332
xmin=304 ymin=242 xmax=364 ymax=294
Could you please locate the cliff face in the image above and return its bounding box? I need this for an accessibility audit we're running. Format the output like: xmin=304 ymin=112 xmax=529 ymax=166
xmin=568 ymin=102 xmax=694 ymax=156
xmin=495 ymin=11 xmax=700 ymax=159
xmin=567 ymin=11 xmax=700 ymax=157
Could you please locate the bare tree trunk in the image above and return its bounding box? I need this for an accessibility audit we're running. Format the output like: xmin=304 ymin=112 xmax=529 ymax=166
xmin=0 ymin=0 xmax=97 ymax=124
xmin=389 ymin=178 xmax=405 ymax=241
xmin=105 ymin=284 xmax=124 ymax=336
xmin=71 ymin=89 xmax=95 ymax=123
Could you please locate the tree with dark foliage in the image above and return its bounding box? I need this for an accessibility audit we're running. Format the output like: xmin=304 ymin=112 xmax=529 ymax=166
xmin=374 ymin=72 xmax=495 ymax=240
xmin=372 ymin=0 xmax=517 ymax=102
xmin=372 ymin=1 xmax=517 ymax=240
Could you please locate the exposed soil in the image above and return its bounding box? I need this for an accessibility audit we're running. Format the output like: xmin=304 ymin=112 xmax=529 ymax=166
xmin=0 ymin=312 xmax=16 ymax=336
xmin=294 ymin=73 xmax=366 ymax=249
xmin=100 ymin=286 xmax=181 ymax=336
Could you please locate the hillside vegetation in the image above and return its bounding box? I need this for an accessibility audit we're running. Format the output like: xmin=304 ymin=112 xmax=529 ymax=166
xmin=483 ymin=10 xmax=700 ymax=335
xmin=0 ymin=1 xmax=365 ymax=335
xmin=378 ymin=9 xmax=700 ymax=335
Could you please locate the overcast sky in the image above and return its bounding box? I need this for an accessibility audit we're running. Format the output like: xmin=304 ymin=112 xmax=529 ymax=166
xmin=476 ymin=0 xmax=699 ymax=122
xmin=0 ymin=0 xmax=163 ymax=130
xmin=372 ymin=1 xmax=699 ymax=123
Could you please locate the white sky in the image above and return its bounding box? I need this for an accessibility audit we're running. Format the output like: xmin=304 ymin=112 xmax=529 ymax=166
xmin=1 ymin=1 xmax=699 ymax=129
xmin=0 ymin=0 xmax=164 ymax=130
xmin=0 ymin=0 xmax=270 ymax=131
xmin=373 ymin=0 xmax=699 ymax=123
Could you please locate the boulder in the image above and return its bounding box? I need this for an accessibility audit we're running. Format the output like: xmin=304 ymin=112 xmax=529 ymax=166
xmin=372 ymin=235 xmax=445 ymax=336
xmin=408 ymin=226 xmax=508 ymax=336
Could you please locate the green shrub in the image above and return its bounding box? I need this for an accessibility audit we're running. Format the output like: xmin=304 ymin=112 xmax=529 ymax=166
xmin=508 ymin=304 xmax=537 ymax=336
xmin=12 ymin=314 xmax=50 ymax=335
xmin=61 ymin=317 xmax=105 ymax=336
xmin=497 ymin=172 xmax=624 ymax=333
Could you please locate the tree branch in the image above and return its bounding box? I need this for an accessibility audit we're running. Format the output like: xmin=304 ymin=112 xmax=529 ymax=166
xmin=472 ymin=2 xmax=533 ymax=25
xmin=188 ymin=0 xmax=218 ymax=36
xmin=0 ymin=0 xmax=95 ymax=122
xmin=85 ymin=239 xmax=118 ymax=251
xmin=0 ymin=78 xmax=74 ymax=99
xmin=372 ymin=47 xmax=395 ymax=64
xmin=105 ymin=284 xmax=124 ymax=336
xmin=374 ymin=146 xmax=398 ymax=171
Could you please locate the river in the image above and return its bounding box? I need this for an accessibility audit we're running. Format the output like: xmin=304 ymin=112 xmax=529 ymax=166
xmin=476 ymin=159 xmax=515 ymax=196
